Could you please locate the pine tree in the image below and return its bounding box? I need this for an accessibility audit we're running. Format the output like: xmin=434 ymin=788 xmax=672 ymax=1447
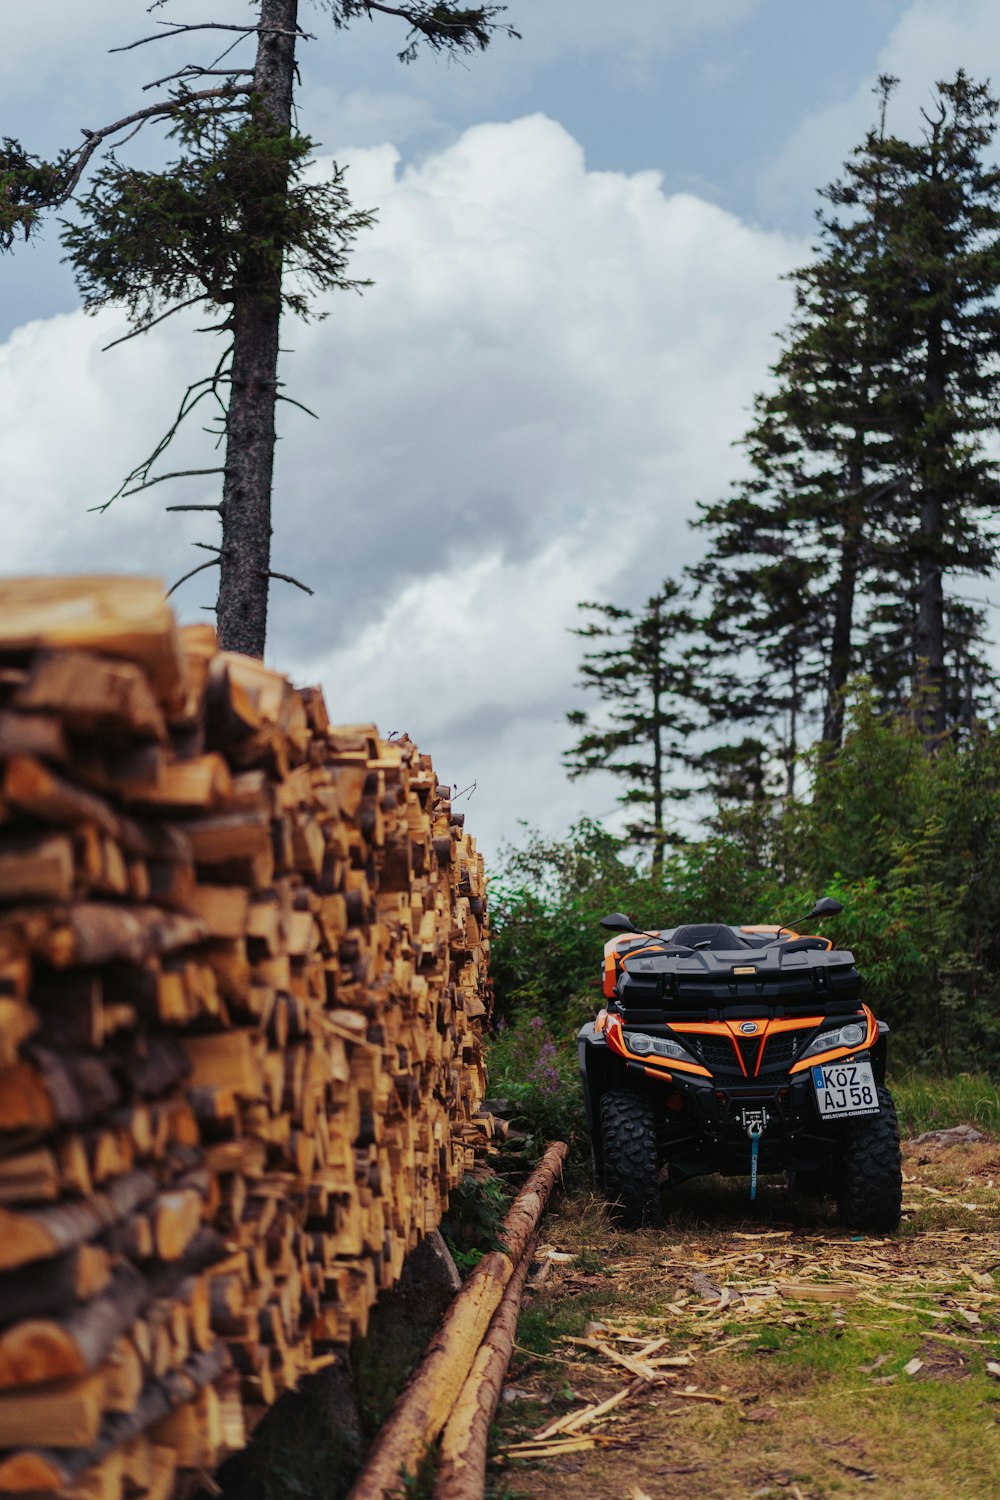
xmin=0 ymin=2 xmax=517 ymax=656
xmin=564 ymin=582 xmax=701 ymax=876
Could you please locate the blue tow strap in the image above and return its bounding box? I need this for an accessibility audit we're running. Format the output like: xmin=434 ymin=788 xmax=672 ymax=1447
xmin=749 ymin=1128 xmax=760 ymax=1201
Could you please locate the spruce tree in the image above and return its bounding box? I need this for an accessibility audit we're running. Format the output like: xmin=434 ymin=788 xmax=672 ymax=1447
xmin=564 ymin=582 xmax=701 ymax=876
xmin=826 ymin=71 xmax=1000 ymax=735
xmin=697 ymin=71 xmax=1000 ymax=757
xmin=693 ymin=79 xmax=900 ymax=759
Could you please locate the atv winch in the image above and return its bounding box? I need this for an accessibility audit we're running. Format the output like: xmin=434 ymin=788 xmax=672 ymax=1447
xmin=742 ymin=1109 xmax=768 ymax=1200
xmin=578 ymin=898 xmax=903 ymax=1230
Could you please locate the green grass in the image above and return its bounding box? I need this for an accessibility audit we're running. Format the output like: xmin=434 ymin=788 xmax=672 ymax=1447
xmin=516 ymin=1288 xmax=606 ymax=1357
xmin=889 ymin=1069 xmax=1000 ymax=1135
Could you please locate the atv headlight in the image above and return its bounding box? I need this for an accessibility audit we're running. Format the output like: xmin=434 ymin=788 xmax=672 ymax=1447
xmin=624 ymin=1031 xmax=695 ymax=1063
xmin=801 ymin=1021 xmax=867 ymax=1058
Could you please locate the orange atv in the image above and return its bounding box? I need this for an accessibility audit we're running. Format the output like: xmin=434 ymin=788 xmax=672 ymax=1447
xmin=578 ymin=898 xmax=903 ymax=1230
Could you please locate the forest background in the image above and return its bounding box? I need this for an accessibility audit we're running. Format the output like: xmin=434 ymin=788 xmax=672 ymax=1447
xmin=489 ymin=73 xmax=1000 ymax=1143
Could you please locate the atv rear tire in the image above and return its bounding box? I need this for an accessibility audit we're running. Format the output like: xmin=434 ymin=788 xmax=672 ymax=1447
xmin=835 ymin=1084 xmax=903 ymax=1232
xmin=600 ymin=1090 xmax=659 ymax=1229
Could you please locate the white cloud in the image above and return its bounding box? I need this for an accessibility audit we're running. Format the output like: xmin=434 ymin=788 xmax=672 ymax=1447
xmin=758 ymin=0 xmax=1000 ymax=222
xmin=0 ymin=114 xmax=801 ymax=857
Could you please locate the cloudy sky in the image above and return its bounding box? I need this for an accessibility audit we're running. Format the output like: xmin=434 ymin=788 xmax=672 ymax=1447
xmin=3 ymin=0 xmax=999 ymax=858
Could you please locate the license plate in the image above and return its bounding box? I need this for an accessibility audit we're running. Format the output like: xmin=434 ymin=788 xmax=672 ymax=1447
xmin=811 ymin=1060 xmax=880 ymax=1118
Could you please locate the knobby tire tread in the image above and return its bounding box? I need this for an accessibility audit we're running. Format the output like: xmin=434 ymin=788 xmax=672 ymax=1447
xmin=600 ymin=1089 xmax=659 ymax=1229
xmin=836 ymin=1083 xmax=903 ymax=1232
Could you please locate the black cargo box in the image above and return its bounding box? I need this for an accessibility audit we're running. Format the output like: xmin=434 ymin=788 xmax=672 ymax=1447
xmin=615 ymin=940 xmax=863 ymax=1024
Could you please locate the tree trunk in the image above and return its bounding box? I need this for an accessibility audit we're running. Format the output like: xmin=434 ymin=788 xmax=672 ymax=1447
xmin=784 ymin=649 xmax=799 ymax=802
xmin=651 ymin=616 xmax=664 ymax=879
xmin=433 ymin=1233 xmax=537 ymax=1500
xmin=914 ymin=306 xmax=948 ymax=739
xmin=822 ymin=453 xmax=866 ymax=749
xmin=216 ymin=0 xmax=299 ymax=658
xmin=913 ymin=494 xmax=946 ymax=736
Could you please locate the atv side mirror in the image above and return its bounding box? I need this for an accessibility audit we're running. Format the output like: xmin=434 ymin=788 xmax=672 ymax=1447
xmin=599 ymin=912 xmax=639 ymax=933
xmin=802 ymin=896 xmax=843 ymax=922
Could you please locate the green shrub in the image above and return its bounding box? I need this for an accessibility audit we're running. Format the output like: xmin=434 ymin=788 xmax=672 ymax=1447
xmin=486 ymin=1009 xmax=586 ymax=1160
xmin=440 ymin=1172 xmax=508 ymax=1272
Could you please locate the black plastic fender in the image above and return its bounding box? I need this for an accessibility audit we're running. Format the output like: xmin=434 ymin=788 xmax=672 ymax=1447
xmin=870 ymin=1019 xmax=890 ymax=1084
xmin=577 ymin=1021 xmax=606 ymax=1135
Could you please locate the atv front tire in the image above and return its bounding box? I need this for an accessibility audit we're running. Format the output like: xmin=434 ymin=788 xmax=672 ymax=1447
xmin=835 ymin=1084 xmax=903 ymax=1232
xmin=600 ymin=1090 xmax=659 ymax=1229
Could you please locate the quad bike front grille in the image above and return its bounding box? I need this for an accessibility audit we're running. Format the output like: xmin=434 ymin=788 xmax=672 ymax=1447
xmin=736 ymin=1037 xmax=762 ymax=1075
xmin=694 ymin=1035 xmax=742 ymax=1073
xmin=685 ymin=1027 xmax=812 ymax=1078
xmin=760 ymin=1033 xmax=803 ymax=1069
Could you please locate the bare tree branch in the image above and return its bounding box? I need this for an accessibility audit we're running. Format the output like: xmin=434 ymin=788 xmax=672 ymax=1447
xmin=275 ymin=393 xmax=319 ymax=419
xmin=119 ymin=468 xmax=225 ymax=498
xmin=143 ymin=66 xmax=254 ymax=92
xmin=266 ymin=570 xmax=314 ymax=596
xmin=91 ymin=342 xmax=234 ymax=513
xmin=101 ymin=294 xmax=206 ymax=351
xmin=166 ymin=557 xmax=220 ymax=597
xmin=111 ymin=22 xmax=314 ymax=55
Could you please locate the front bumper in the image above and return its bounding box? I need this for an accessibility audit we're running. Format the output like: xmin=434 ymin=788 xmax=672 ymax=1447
xmin=634 ymin=1058 xmax=869 ymax=1179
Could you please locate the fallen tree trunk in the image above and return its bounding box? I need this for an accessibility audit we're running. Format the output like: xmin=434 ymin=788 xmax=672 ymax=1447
xmin=433 ymin=1232 xmax=537 ymax=1500
xmin=347 ymin=1141 xmax=567 ymax=1500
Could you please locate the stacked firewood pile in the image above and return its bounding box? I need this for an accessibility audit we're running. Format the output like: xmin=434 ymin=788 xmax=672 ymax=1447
xmin=0 ymin=578 xmax=493 ymax=1498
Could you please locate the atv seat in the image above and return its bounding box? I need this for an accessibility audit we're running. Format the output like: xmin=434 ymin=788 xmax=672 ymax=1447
xmin=671 ymin=923 xmax=752 ymax=951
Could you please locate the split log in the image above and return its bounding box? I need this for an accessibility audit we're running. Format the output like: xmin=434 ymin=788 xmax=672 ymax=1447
xmin=0 ymin=1170 xmax=156 ymax=1272
xmin=2 ymin=756 xmax=123 ymax=839
xmin=0 ymin=1048 xmax=119 ymax=1132
xmin=0 ymin=833 xmax=75 ymax=903
xmin=0 ymin=713 xmax=68 ymax=765
xmin=185 ymin=884 xmax=250 ymax=939
xmin=0 ymin=1147 xmax=60 ymax=1206
xmin=15 ymin=651 xmax=166 ymax=741
xmin=125 ymin=754 xmax=233 ymax=812
xmin=0 ymin=1366 xmax=108 ymax=1449
xmin=0 ymin=1246 xmax=111 ymax=1330
xmin=0 ymin=1343 xmax=227 ymax=1494
xmin=41 ymin=905 xmax=208 ymax=969
xmin=0 ymin=1000 xmax=37 ymax=1071
xmin=0 ymin=1263 xmax=147 ymax=1388
xmin=346 ymin=1143 xmax=567 ymax=1500
xmin=0 ymin=576 xmax=184 ymax=705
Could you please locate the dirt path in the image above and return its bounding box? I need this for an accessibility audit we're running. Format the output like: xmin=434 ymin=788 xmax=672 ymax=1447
xmin=490 ymin=1136 xmax=1000 ymax=1500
